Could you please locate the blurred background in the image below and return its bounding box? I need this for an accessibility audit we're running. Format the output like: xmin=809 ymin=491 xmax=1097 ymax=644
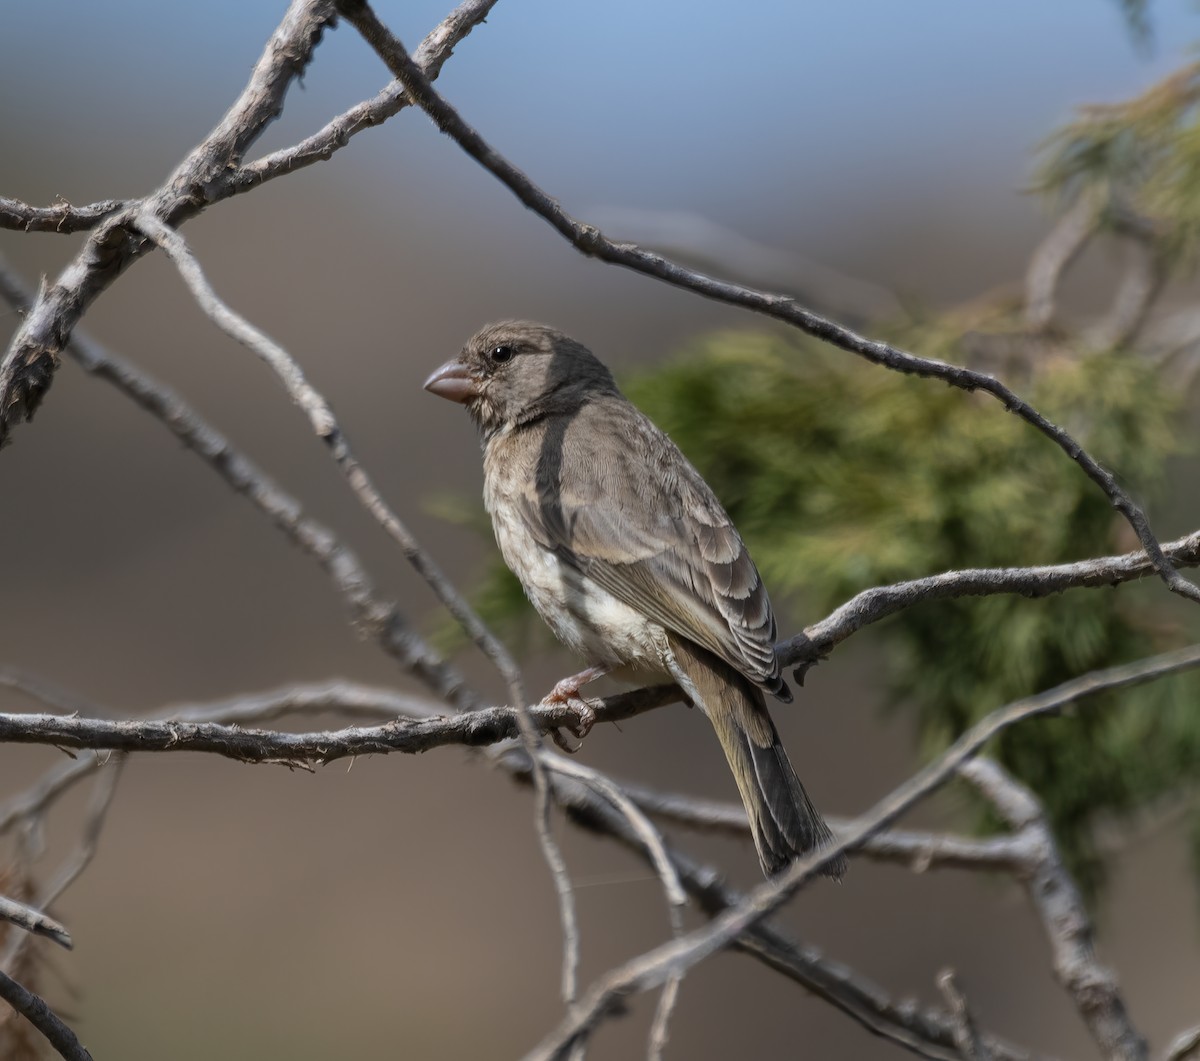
xmin=2 ymin=0 xmax=1200 ymax=1057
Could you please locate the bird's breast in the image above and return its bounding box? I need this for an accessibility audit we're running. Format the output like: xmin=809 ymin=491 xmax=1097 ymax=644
xmin=485 ymin=476 xmax=666 ymax=672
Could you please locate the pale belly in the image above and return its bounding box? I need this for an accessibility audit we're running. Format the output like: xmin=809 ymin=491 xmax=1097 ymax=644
xmin=490 ymin=503 xmax=667 ymax=673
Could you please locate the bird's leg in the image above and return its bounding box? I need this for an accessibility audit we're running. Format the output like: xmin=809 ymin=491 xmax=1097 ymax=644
xmin=542 ymin=665 xmax=607 ymax=750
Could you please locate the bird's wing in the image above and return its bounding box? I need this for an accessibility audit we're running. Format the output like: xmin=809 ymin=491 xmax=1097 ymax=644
xmin=516 ymin=402 xmax=783 ymax=691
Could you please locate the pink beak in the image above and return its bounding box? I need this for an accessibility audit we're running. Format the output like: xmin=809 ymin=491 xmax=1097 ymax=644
xmin=423 ymin=359 xmax=481 ymax=404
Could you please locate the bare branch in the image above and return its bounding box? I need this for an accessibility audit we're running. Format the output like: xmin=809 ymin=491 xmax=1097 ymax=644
xmin=1024 ymin=194 xmax=1098 ymax=330
xmin=539 ymin=753 xmax=687 ymax=1058
xmin=515 ymin=753 xmax=1041 ymax=1061
xmin=0 ymin=0 xmax=503 ymax=447
xmin=0 ymin=970 xmax=91 ymax=1060
xmin=123 ymin=213 xmax=594 ymax=1011
xmin=0 ymin=684 xmax=677 ymax=764
xmin=779 ymin=528 xmax=1200 ymax=675
xmin=618 ymin=779 xmax=1032 ymax=873
xmin=0 ymin=195 xmax=128 ymax=234
xmin=936 ymin=969 xmax=990 ymax=1061
xmin=334 ymin=0 xmax=1200 ymax=607
xmin=1164 ymin=1027 xmax=1200 ymax=1061
xmin=0 ymin=898 xmax=71 ymax=950
xmin=231 ymin=0 xmax=501 ymax=194
xmin=960 ymin=759 xmax=1146 ymax=1061
xmin=0 ymin=253 xmax=475 ymax=710
xmin=0 ymin=679 xmax=470 ymax=840
xmin=132 ymin=213 xmax=527 ymax=713
xmin=585 ymin=206 xmax=902 ymax=324
xmin=1088 ymin=237 xmax=1166 ymax=349
xmin=526 ymin=646 xmax=1199 ymax=1059
xmin=0 ymin=0 xmax=339 ymax=446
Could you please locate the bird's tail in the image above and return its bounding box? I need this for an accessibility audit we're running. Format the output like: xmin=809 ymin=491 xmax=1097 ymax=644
xmin=666 ymin=634 xmax=846 ymax=880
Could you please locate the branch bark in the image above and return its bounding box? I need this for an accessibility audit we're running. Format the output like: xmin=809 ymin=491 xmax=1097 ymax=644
xmin=526 ymin=646 xmax=1199 ymax=1059
xmin=961 ymin=759 xmax=1146 ymax=1061
xmin=0 ymin=970 xmax=92 ymax=1061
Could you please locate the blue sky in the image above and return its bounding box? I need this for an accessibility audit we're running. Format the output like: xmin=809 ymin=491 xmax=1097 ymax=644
xmin=3 ymin=1 xmax=1199 ymax=301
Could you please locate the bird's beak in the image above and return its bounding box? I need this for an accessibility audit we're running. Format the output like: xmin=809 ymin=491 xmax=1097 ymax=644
xmin=423 ymin=359 xmax=481 ymax=404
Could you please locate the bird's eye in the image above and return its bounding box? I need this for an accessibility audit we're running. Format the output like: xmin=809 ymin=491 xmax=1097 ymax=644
xmin=489 ymin=344 xmax=515 ymax=364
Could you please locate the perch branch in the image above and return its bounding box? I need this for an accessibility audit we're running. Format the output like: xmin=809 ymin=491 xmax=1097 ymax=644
xmin=0 ymin=196 xmax=128 ymax=234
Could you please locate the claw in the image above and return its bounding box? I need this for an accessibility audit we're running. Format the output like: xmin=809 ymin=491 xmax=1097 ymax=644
xmin=542 ymin=666 xmax=606 ymax=751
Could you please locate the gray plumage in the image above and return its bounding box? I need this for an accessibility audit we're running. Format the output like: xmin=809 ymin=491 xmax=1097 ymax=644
xmin=425 ymin=320 xmax=844 ymax=879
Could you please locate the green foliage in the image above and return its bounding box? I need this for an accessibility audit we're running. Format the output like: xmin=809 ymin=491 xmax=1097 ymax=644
xmin=621 ymin=326 xmax=1194 ymax=901
xmin=1036 ymin=61 xmax=1200 ymax=262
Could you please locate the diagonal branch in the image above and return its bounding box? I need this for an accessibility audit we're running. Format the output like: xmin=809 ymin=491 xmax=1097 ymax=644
xmin=1024 ymin=193 xmax=1099 ymax=331
xmin=231 ymin=0 xmax=501 ymax=196
xmin=525 ymin=645 xmax=1200 ymax=1059
xmin=131 ymin=213 xmax=525 ymax=709
xmin=336 ymin=0 xmax=1200 ymax=606
xmin=0 ymin=970 xmax=91 ymax=1061
xmin=0 ymin=0 xmax=498 ymax=447
xmin=0 ymin=0 xmax=339 ymax=446
xmin=0 ymin=253 xmax=475 ymax=711
xmin=513 ymin=752 xmax=1042 ymax=1061
xmin=126 ymin=214 xmax=589 ymax=1007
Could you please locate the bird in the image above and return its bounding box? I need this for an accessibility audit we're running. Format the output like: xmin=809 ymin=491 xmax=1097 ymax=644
xmin=424 ymin=320 xmax=844 ymax=879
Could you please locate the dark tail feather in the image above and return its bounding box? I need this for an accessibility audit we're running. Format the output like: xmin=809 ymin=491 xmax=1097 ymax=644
xmin=666 ymin=634 xmax=846 ymax=880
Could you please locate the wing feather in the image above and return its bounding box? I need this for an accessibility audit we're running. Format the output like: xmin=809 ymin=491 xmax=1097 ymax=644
xmin=514 ymin=399 xmax=785 ymax=693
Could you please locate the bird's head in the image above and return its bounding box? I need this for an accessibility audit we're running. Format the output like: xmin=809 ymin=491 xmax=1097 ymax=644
xmin=424 ymin=320 xmax=618 ymax=436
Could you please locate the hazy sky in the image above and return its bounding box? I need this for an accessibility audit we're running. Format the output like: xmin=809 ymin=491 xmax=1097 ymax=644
xmin=4 ymin=1 xmax=1198 ymax=224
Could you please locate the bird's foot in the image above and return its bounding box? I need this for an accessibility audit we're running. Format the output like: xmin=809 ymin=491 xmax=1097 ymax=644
xmin=542 ymin=667 xmax=605 ymax=753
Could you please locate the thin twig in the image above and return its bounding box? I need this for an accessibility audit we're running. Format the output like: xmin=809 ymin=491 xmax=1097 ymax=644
xmin=0 ymin=0 xmax=339 ymax=446
xmin=526 ymin=646 xmax=1197 ymax=1059
xmin=539 ymin=753 xmax=687 ymax=1060
xmin=0 ymin=898 xmax=72 ymax=950
xmin=129 ymin=213 xmax=587 ymax=1006
xmin=1 ymin=762 xmax=125 ymax=977
xmin=231 ymin=0 xmax=501 ymax=195
xmin=1164 ymin=1027 xmax=1200 ymax=1061
xmin=0 ymin=0 xmax=501 ymax=446
xmin=617 ymin=779 xmax=1033 ymax=873
xmin=336 ymin=0 xmax=1200 ymax=606
xmin=0 ymin=253 xmax=476 ymax=711
xmin=936 ymin=969 xmax=990 ymax=1061
xmin=0 ymin=969 xmax=92 ymax=1061
xmin=513 ymin=753 xmax=1040 ymax=1061
xmin=132 ymin=213 xmax=525 ymax=712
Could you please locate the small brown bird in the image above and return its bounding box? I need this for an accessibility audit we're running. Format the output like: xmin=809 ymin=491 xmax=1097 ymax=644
xmin=425 ymin=321 xmax=844 ymax=879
